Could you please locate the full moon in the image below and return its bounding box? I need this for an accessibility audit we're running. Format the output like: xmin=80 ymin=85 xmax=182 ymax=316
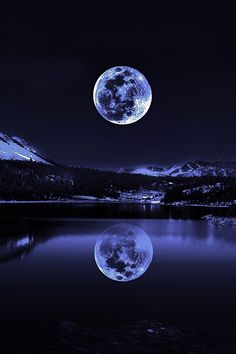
xmin=93 ymin=66 xmax=152 ymax=125
xmin=94 ymin=223 xmax=153 ymax=282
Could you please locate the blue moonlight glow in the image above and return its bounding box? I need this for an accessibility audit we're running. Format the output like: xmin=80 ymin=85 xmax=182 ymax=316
xmin=93 ymin=66 xmax=152 ymax=125
xmin=94 ymin=223 xmax=153 ymax=282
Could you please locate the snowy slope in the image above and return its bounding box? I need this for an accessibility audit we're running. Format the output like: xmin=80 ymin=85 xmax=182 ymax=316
xmin=119 ymin=166 xmax=165 ymax=176
xmin=170 ymin=160 xmax=211 ymax=177
xmin=120 ymin=159 xmax=236 ymax=178
xmin=0 ymin=132 xmax=50 ymax=164
xmin=128 ymin=166 xmax=165 ymax=177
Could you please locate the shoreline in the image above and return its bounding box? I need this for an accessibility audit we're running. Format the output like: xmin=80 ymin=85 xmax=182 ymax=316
xmin=202 ymin=215 xmax=236 ymax=226
xmin=0 ymin=200 xmax=234 ymax=208
xmin=0 ymin=201 xmax=235 ymax=219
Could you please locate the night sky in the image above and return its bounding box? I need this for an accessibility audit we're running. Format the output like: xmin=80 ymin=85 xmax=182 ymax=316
xmin=0 ymin=2 xmax=235 ymax=169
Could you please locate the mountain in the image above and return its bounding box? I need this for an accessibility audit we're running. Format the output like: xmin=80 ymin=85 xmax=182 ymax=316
xmin=118 ymin=166 xmax=165 ymax=177
xmin=0 ymin=132 xmax=51 ymax=164
xmin=119 ymin=159 xmax=236 ymax=178
xmin=1 ymin=130 xmax=235 ymax=178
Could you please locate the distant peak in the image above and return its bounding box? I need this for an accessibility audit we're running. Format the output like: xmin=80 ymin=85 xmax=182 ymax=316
xmin=11 ymin=136 xmax=37 ymax=153
xmin=120 ymin=158 xmax=236 ymax=178
xmin=0 ymin=131 xmax=51 ymax=164
xmin=0 ymin=132 xmax=11 ymax=143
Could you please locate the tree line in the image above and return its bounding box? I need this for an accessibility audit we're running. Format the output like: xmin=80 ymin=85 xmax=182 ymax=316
xmin=0 ymin=161 xmax=156 ymax=200
xmin=0 ymin=160 xmax=235 ymax=203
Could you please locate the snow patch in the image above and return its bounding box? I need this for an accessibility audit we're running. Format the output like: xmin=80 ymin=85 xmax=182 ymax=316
xmin=0 ymin=132 xmax=50 ymax=164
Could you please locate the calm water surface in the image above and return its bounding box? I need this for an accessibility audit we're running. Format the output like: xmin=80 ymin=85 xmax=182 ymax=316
xmin=0 ymin=217 xmax=236 ymax=351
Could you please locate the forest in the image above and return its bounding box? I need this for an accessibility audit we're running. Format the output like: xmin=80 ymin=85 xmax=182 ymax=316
xmin=0 ymin=161 xmax=155 ymax=200
xmin=0 ymin=160 xmax=236 ymax=204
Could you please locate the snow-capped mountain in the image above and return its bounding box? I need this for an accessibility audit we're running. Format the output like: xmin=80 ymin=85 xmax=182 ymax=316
xmin=118 ymin=166 xmax=165 ymax=177
xmin=0 ymin=132 xmax=51 ymax=164
xmin=119 ymin=159 xmax=236 ymax=178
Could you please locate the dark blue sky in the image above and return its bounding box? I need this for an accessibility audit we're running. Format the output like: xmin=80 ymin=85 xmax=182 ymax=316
xmin=0 ymin=2 xmax=235 ymax=168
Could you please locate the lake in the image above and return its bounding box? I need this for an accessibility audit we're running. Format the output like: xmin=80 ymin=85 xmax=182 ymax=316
xmin=0 ymin=210 xmax=236 ymax=353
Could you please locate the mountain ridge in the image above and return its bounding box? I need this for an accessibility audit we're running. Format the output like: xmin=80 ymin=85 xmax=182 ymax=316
xmin=0 ymin=132 xmax=51 ymax=164
xmin=0 ymin=131 xmax=235 ymax=178
xmin=119 ymin=159 xmax=236 ymax=178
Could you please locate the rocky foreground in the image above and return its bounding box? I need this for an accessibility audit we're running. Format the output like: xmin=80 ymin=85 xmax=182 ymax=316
xmin=46 ymin=319 xmax=236 ymax=354
xmin=202 ymin=215 xmax=236 ymax=226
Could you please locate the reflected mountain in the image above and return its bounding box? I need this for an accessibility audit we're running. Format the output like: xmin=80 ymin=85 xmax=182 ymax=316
xmin=0 ymin=235 xmax=35 ymax=262
xmin=94 ymin=223 xmax=153 ymax=282
xmin=0 ymin=219 xmax=57 ymax=263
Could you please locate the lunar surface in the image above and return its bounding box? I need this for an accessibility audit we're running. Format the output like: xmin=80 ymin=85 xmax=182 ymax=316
xmin=93 ymin=66 xmax=152 ymax=125
xmin=94 ymin=223 xmax=153 ymax=282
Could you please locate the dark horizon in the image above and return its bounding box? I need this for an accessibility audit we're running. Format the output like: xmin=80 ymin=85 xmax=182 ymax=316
xmin=1 ymin=2 xmax=235 ymax=169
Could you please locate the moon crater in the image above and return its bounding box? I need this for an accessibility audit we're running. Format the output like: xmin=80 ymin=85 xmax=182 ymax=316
xmin=94 ymin=223 xmax=153 ymax=282
xmin=93 ymin=66 xmax=152 ymax=125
